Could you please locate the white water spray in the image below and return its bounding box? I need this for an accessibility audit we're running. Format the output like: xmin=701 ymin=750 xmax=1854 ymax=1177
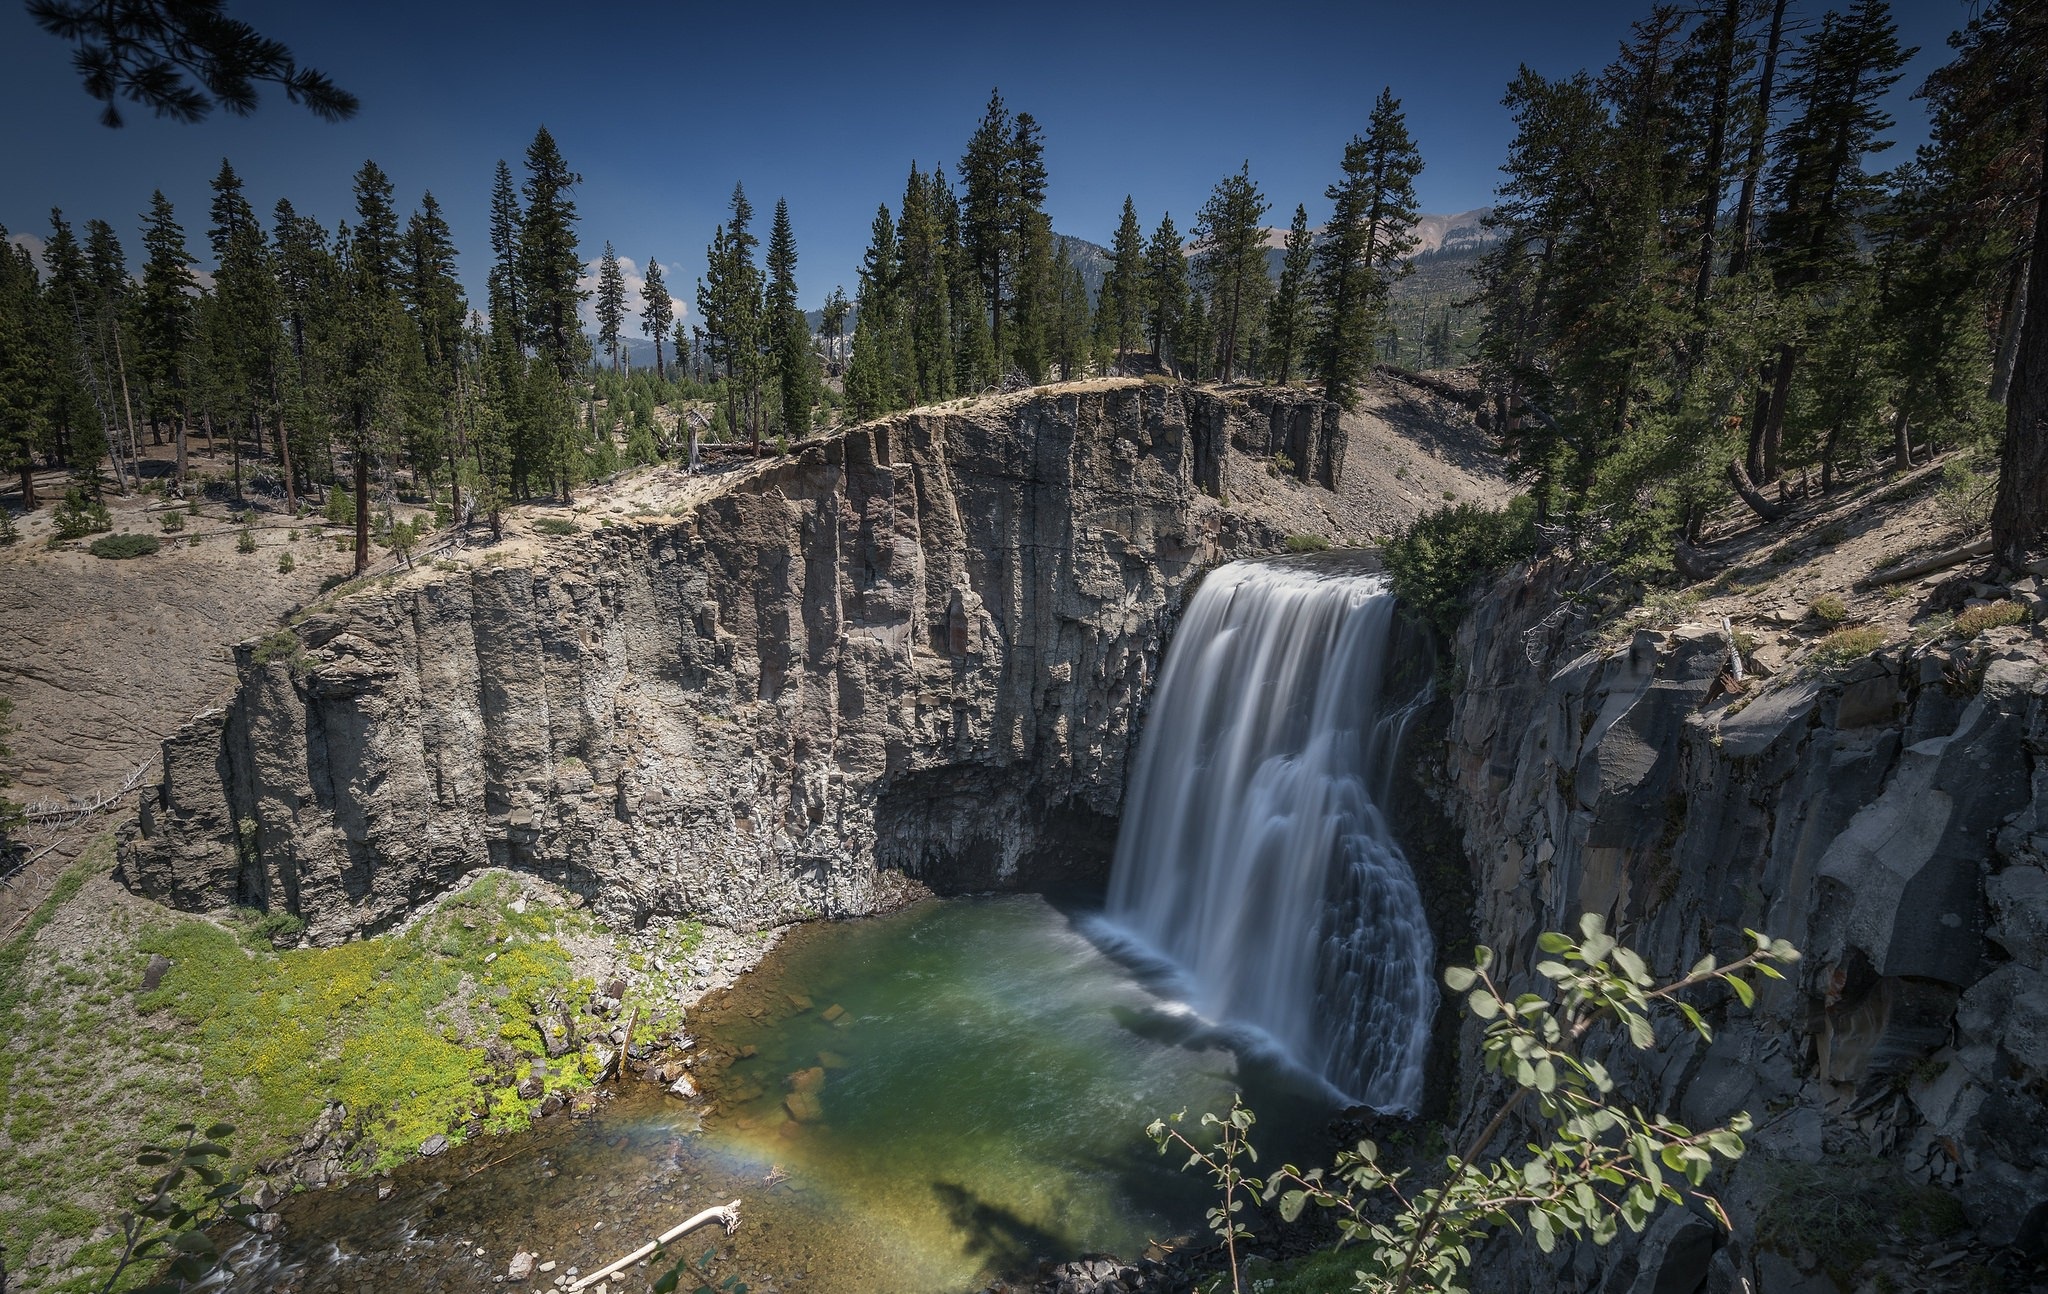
xmin=1105 ymin=560 xmax=1434 ymax=1112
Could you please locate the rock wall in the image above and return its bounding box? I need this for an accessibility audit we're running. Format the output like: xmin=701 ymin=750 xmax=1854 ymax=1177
xmin=123 ymin=384 xmax=1314 ymax=944
xmin=1444 ymin=566 xmax=2048 ymax=1292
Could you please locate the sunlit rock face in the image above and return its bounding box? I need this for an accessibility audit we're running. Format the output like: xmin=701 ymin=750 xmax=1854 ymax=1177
xmin=123 ymin=384 xmax=1334 ymax=943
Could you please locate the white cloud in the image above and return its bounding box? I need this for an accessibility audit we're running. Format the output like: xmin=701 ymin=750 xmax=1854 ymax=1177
xmin=7 ymin=231 xmax=48 ymax=274
xmin=578 ymin=253 xmax=686 ymax=343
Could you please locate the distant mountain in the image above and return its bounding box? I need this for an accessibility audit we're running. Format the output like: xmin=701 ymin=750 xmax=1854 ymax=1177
xmin=1245 ymin=207 xmax=1497 ymax=280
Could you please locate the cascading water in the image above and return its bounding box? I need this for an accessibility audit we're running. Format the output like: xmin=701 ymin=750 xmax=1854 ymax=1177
xmin=1105 ymin=558 xmax=1434 ymax=1112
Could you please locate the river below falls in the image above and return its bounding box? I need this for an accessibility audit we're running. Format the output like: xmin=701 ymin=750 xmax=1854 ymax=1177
xmin=215 ymin=894 xmax=1346 ymax=1294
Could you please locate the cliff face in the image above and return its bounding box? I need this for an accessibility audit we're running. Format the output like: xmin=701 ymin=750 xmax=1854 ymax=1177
xmin=122 ymin=384 xmax=1332 ymax=943
xmin=1445 ymin=566 xmax=2048 ymax=1291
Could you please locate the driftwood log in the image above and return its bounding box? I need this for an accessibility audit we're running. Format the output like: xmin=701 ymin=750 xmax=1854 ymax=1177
xmin=565 ymin=1200 xmax=743 ymax=1292
xmin=1862 ymin=534 xmax=1994 ymax=588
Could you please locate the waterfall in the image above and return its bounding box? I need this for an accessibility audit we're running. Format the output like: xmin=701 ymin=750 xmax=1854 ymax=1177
xmin=1105 ymin=559 xmax=1434 ymax=1112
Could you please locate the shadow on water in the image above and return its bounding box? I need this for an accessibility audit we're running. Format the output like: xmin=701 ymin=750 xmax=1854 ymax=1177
xmin=931 ymin=1179 xmax=1074 ymax=1274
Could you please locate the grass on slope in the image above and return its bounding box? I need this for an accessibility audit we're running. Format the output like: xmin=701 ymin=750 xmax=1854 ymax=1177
xmin=0 ymin=856 xmax=607 ymax=1293
xmin=135 ymin=872 xmax=602 ymax=1170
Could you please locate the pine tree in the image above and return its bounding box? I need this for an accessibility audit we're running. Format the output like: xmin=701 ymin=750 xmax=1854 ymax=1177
xmin=1193 ymin=163 xmax=1272 ymax=382
xmin=898 ymin=164 xmax=954 ymax=402
xmin=519 ymin=127 xmax=588 ymax=374
xmin=38 ymin=210 xmax=99 ymax=488
xmin=319 ymin=222 xmax=423 ymax=571
xmin=84 ymin=217 xmax=142 ymax=486
xmin=1265 ymin=204 xmax=1315 ymax=384
xmin=765 ymin=198 xmax=815 ymax=437
xmin=846 ymin=203 xmax=907 ymax=420
xmin=1747 ymin=0 xmax=1910 ymax=484
xmin=403 ymin=192 xmax=467 ymax=518
xmin=1052 ymin=243 xmax=1092 ymax=380
xmin=820 ymin=285 xmax=851 ymax=376
xmin=697 ymin=183 xmax=764 ymax=451
xmin=640 ymin=255 xmax=672 ymax=381
xmin=1145 ymin=213 xmax=1188 ymax=370
xmin=487 ymin=159 xmax=525 ymax=347
xmin=272 ymin=199 xmax=332 ymax=498
xmin=959 ymin=91 xmax=1050 ymax=379
xmin=203 ymin=157 xmax=278 ymax=499
xmin=1098 ymin=196 xmax=1148 ymax=363
xmin=0 ymin=229 xmax=46 ymax=509
xmin=349 ymin=160 xmax=400 ymax=295
xmin=1314 ymin=89 xmax=1425 ymax=408
xmin=137 ymin=189 xmax=199 ymax=485
xmin=595 ymin=243 xmax=627 ymax=374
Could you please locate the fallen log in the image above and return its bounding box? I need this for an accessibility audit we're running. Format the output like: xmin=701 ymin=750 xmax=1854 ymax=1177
xmin=565 ymin=1200 xmax=742 ymax=1292
xmin=1862 ymin=534 xmax=1994 ymax=588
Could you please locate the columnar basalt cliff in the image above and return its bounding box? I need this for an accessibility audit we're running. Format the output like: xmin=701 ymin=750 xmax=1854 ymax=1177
xmin=1445 ymin=566 xmax=2048 ymax=1291
xmin=122 ymin=383 xmax=1340 ymax=943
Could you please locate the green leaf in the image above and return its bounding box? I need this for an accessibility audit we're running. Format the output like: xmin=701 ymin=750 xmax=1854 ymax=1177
xmin=1677 ymin=1002 xmax=1712 ymax=1042
xmin=1613 ymin=946 xmax=1650 ymax=986
xmin=1534 ymin=1059 xmax=1557 ymax=1093
xmin=1728 ymin=975 xmax=1755 ymax=1008
xmin=1537 ymin=931 xmax=1573 ymax=954
xmin=1280 ymin=1189 xmax=1308 ymax=1222
xmin=1469 ymin=990 xmax=1500 ymax=1020
xmin=205 ymin=1122 xmax=237 ymax=1139
xmin=1579 ymin=912 xmax=1606 ymax=941
xmin=1523 ymin=1158 xmax=1552 ymax=1188
xmin=1626 ymin=1011 xmax=1655 ymax=1049
xmin=1689 ymin=954 xmax=1717 ymax=978
xmin=1444 ymin=965 xmax=1477 ymax=991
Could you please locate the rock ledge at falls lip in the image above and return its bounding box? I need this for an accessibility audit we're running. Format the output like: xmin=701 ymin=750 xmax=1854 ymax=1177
xmin=122 ymin=382 xmax=1392 ymax=944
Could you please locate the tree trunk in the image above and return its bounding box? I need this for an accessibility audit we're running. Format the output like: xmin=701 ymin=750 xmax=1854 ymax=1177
xmin=1892 ymin=409 xmax=1912 ymax=472
xmin=446 ymin=443 xmax=463 ymax=530
xmin=1759 ymin=344 xmax=1796 ymax=482
xmin=275 ymin=410 xmax=297 ymax=513
xmin=353 ymin=450 xmax=371 ymax=575
xmin=18 ymin=464 xmax=36 ymax=511
xmin=1726 ymin=458 xmax=1783 ymax=522
xmin=1993 ymin=254 xmax=2031 ymax=407
xmin=232 ymin=411 xmax=244 ymax=499
xmin=1727 ymin=0 xmax=1788 ymax=280
xmin=175 ymin=416 xmax=187 ymax=487
xmin=111 ymin=324 xmax=142 ymax=482
xmin=1692 ymin=0 xmax=1741 ymax=317
xmin=1990 ymin=93 xmax=2048 ymax=571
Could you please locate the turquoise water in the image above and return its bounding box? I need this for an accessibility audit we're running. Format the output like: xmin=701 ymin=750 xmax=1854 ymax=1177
xmin=222 ymin=895 xmax=1343 ymax=1293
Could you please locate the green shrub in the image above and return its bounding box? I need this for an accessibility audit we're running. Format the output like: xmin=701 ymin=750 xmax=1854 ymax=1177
xmin=88 ymin=533 xmax=160 ymax=560
xmin=1382 ymin=496 xmax=1539 ymax=635
xmin=532 ymin=516 xmax=579 ymax=537
xmin=1809 ymin=595 xmax=1848 ymax=625
xmin=238 ymin=909 xmax=307 ymax=950
xmin=324 ymin=487 xmax=354 ymax=527
xmin=1812 ymin=625 xmax=1886 ymax=668
xmin=277 ymin=550 xmax=296 ymax=573
xmin=159 ymin=510 xmax=184 ymax=533
xmin=0 ymin=509 xmax=18 ymax=546
xmin=1934 ymin=455 xmax=1995 ymax=529
xmin=236 ymin=526 xmax=257 ymax=554
xmin=53 ymin=486 xmax=113 ymax=539
xmin=1284 ymin=533 xmax=1332 ymax=554
xmin=1955 ymin=600 xmax=2027 ymax=635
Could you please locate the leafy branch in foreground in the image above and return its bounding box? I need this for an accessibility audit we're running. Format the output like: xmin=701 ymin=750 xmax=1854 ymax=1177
xmin=1149 ymin=917 xmax=1800 ymax=1294
xmin=98 ymin=1121 xmax=257 ymax=1294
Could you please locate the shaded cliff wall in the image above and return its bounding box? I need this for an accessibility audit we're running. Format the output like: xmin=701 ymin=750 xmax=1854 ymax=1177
xmin=123 ymin=384 xmax=1329 ymax=943
xmin=1445 ymin=565 xmax=2048 ymax=1290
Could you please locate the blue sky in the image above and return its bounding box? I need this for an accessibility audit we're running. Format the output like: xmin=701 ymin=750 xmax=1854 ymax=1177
xmin=0 ymin=0 xmax=1972 ymax=327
